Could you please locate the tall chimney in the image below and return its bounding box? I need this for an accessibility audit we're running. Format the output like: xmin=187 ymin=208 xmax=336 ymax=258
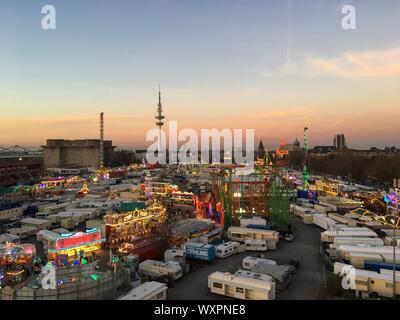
xmin=100 ymin=112 xmax=104 ymax=170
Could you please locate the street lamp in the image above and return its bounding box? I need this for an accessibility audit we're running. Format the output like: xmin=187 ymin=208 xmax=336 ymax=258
xmin=391 ymin=217 xmax=397 ymax=299
xmin=390 ymin=187 xmax=399 ymax=299
xmin=381 ymin=191 xmax=398 ymax=299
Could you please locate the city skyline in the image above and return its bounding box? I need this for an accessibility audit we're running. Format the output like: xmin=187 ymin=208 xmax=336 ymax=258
xmin=1 ymin=0 xmax=400 ymax=149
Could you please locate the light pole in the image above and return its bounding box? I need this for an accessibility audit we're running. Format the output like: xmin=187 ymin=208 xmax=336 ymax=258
xmin=393 ymin=187 xmax=399 ymax=299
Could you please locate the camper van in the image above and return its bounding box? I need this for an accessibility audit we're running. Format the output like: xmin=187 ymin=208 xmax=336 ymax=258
xmin=245 ymin=239 xmax=267 ymax=251
xmin=242 ymin=256 xmax=277 ymax=270
xmin=215 ymin=241 xmax=240 ymax=258
xmin=208 ymin=271 xmax=276 ymax=300
xmin=227 ymin=226 xmax=279 ymax=250
xmin=139 ymin=260 xmax=183 ymax=281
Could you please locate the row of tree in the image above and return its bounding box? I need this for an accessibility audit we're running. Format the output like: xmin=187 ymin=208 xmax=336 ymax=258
xmin=288 ymin=150 xmax=400 ymax=188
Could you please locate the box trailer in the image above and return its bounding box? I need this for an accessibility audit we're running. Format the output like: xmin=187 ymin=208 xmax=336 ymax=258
xmin=183 ymin=242 xmax=215 ymax=262
xmin=348 ymin=253 xmax=383 ymax=268
xmin=312 ymin=214 xmax=337 ymax=230
xmin=327 ymin=213 xmax=358 ymax=227
xmin=334 ymin=262 xmax=400 ymax=299
xmin=333 ymin=237 xmax=383 ymax=247
xmin=321 ymin=229 xmax=378 ymax=242
xmin=302 ymin=214 xmax=314 ymax=224
xmin=338 ymin=245 xmax=400 ymax=262
xmin=364 ymin=260 xmax=400 ymax=273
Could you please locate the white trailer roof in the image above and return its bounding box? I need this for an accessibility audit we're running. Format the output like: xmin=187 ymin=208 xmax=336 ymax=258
xmin=118 ymin=281 xmax=167 ymax=300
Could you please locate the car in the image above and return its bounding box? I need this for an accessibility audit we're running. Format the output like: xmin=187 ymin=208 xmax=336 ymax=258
xmin=284 ymin=233 xmax=294 ymax=242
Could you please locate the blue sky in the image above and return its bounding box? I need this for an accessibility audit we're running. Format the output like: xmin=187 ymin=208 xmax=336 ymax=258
xmin=1 ymin=0 xmax=400 ymax=149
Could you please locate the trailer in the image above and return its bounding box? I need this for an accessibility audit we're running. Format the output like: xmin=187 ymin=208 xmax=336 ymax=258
xmin=245 ymin=239 xmax=267 ymax=251
xmin=337 ymin=245 xmax=400 ymax=262
xmin=183 ymin=242 xmax=215 ymax=262
xmin=234 ymin=269 xmax=274 ymax=283
xmin=321 ymin=229 xmax=378 ymax=242
xmin=332 ymin=236 xmax=383 ymax=247
xmin=314 ymin=203 xmax=336 ymax=213
xmin=250 ymin=262 xmax=292 ymax=291
xmin=164 ymin=249 xmax=186 ymax=263
xmin=197 ymin=228 xmax=223 ymax=244
xmin=227 ymin=227 xmax=279 ymax=250
xmin=327 ymin=213 xmax=358 ymax=227
xmin=348 ymin=253 xmax=383 ymax=268
xmin=312 ymin=214 xmax=337 ymax=230
xmin=242 ymin=256 xmax=276 ymax=270
xmin=215 ymin=241 xmax=240 ymax=258
xmin=240 ymin=217 xmax=266 ymax=228
xmin=334 ymin=262 xmax=400 ymax=299
xmin=292 ymin=204 xmax=314 ymax=218
xmin=138 ymin=260 xmax=182 ymax=281
xmin=118 ymin=281 xmax=167 ymax=300
xmin=247 ymin=224 xmax=271 ymax=230
xmin=208 ymin=271 xmax=276 ymax=300
xmin=364 ymin=260 xmax=400 ymax=273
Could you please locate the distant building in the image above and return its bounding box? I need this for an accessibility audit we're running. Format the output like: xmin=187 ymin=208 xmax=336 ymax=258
xmin=42 ymin=139 xmax=116 ymax=171
xmin=345 ymin=147 xmax=400 ymax=159
xmin=311 ymin=146 xmax=336 ymax=154
xmin=280 ymin=138 xmax=301 ymax=152
xmin=0 ymin=146 xmax=43 ymax=186
xmin=257 ymin=141 xmax=266 ymax=160
xmin=333 ymin=134 xmax=347 ymax=150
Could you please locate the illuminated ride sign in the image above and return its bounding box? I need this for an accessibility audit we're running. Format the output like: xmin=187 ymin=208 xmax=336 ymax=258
xmin=51 ymin=229 xmax=103 ymax=252
xmin=104 ymin=203 xmax=166 ymax=226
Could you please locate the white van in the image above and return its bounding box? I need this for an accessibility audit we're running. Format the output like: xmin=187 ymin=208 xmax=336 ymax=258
xmin=245 ymin=239 xmax=267 ymax=251
xmin=215 ymin=241 xmax=240 ymax=258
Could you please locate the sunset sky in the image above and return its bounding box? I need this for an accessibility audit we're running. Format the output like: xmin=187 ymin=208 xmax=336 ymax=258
xmin=1 ymin=0 xmax=400 ymax=150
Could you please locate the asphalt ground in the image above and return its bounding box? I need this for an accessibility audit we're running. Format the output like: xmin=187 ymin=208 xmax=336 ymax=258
xmin=167 ymin=216 xmax=326 ymax=300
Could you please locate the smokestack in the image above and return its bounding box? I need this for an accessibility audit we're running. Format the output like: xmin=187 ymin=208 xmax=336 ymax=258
xmin=100 ymin=112 xmax=104 ymax=170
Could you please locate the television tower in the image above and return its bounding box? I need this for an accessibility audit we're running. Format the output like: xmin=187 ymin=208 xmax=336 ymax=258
xmin=100 ymin=112 xmax=104 ymax=170
xmin=154 ymin=86 xmax=165 ymax=152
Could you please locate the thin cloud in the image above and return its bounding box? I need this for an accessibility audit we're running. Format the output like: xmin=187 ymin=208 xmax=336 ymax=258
xmin=310 ymin=47 xmax=400 ymax=77
xmin=261 ymin=47 xmax=400 ymax=78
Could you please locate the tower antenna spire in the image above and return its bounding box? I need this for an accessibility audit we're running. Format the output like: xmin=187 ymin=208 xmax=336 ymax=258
xmin=155 ymin=86 xmax=165 ymax=153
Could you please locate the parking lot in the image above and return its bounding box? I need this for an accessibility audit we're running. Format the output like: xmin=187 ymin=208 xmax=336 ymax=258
xmin=167 ymin=217 xmax=326 ymax=300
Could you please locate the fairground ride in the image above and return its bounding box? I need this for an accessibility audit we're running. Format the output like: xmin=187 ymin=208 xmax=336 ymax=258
xmin=213 ymin=152 xmax=292 ymax=231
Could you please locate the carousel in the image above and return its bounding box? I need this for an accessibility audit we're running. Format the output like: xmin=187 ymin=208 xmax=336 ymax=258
xmin=0 ymin=242 xmax=36 ymax=286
